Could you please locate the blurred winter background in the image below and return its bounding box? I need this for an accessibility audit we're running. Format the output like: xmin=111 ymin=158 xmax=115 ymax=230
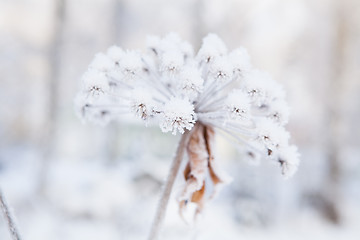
xmin=1 ymin=0 xmax=360 ymax=239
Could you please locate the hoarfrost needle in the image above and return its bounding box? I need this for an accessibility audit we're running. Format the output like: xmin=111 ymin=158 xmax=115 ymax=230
xmin=75 ymin=32 xmax=300 ymax=238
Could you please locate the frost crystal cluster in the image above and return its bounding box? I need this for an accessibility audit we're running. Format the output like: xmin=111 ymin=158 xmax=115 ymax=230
xmin=75 ymin=33 xmax=299 ymax=188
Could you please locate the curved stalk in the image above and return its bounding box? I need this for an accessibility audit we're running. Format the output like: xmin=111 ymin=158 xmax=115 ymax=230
xmin=0 ymin=190 xmax=22 ymax=240
xmin=148 ymin=130 xmax=191 ymax=240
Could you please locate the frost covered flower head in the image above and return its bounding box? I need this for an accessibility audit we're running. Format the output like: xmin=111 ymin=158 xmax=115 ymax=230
xmin=75 ymin=33 xmax=300 ymax=216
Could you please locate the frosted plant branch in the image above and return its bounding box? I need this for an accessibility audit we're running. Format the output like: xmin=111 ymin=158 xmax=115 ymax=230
xmin=0 ymin=190 xmax=22 ymax=240
xmin=75 ymin=32 xmax=300 ymax=233
xmin=148 ymin=130 xmax=191 ymax=240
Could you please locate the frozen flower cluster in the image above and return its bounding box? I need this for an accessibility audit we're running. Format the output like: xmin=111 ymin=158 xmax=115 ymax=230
xmin=75 ymin=33 xmax=299 ymax=178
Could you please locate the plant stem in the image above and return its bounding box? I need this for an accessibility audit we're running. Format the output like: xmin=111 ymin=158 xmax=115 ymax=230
xmin=0 ymin=190 xmax=22 ymax=240
xmin=148 ymin=130 xmax=191 ymax=240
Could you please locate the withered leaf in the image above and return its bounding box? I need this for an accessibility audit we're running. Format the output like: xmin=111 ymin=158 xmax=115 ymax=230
xmin=179 ymin=123 xmax=230 ymax=220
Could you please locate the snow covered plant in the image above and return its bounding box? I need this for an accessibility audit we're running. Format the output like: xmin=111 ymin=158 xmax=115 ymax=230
xmin=75 ymin=33 xmax=299 ymax=240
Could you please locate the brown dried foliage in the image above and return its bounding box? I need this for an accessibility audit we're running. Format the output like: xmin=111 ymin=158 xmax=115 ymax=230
xmin=179 ymin=123 xmax=227 ymax=219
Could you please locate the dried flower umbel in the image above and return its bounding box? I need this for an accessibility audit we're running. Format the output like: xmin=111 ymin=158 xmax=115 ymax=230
xmin=75 ymin=33 xmax=300 ymax=240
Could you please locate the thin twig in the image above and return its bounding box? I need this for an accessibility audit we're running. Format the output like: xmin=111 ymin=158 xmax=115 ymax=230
xmin=148 ymin=130 xmax=191 ymax=240
xmin=0 ymin=190 xmax=22 ymax=240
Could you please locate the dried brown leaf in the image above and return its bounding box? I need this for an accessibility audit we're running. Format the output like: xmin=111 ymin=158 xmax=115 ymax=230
xmin=179 ymin=123 xmax=231 ymax=219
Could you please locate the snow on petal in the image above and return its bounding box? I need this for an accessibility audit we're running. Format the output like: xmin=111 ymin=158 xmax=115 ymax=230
xmin=225 ymin=89 xmax=251 ymax=121
xmin=81 ymin=69 xmax=110 ymax=98
xmin=208 ymin=56 xmax=233 ymax=84
xmin=118 ymin=50 xmax=144 ymax=82
xmin=159 ymin=50 xmax=184 ymax=75
xmin=197 ymin=33 xmax=227 ymax=63
xmin=130 ymin=88 xmax=156 ymax=121
xmin=242 ymin=70 xmax=271 ymax=106
xmin=229 ymin=47 xmax=252 ymax=77
xmin=255 ymin=119 xmax=290 ymax=156
xmin=278 ymin=145 xmax=300 ymax=178
xmin=267 ymin=99 xmax=290 ymax=126
xmin=89 ymin=53 xmax=115 ymax=72
xmin=159 ymin=98 xmax=196 ymax=135
xmin=106 ymin=45 xmax=124 ymax=62
xmin=177 ymin=65 xmax=204 ymax=100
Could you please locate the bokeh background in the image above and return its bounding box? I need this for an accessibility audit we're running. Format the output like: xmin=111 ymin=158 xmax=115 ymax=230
xmin=1 ymin=0 xmax=360 ymax=239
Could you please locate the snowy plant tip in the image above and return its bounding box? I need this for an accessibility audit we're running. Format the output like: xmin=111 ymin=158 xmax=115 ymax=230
xmin=75 ymin=32 xmax=299 ymax=179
